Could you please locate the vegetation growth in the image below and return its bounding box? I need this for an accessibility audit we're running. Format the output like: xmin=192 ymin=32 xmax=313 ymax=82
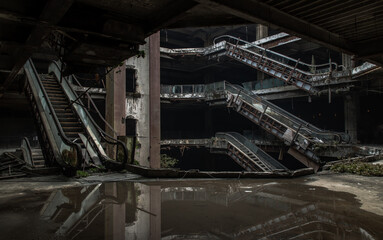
xmin=330 ymin=162 xmax=383 ymax=176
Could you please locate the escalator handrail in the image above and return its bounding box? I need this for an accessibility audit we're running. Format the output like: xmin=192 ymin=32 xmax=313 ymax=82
xmin=25 ymin=59 xmax=83 ymax=167
xmin=21 ymin=137 xmax=33 ymax=167
xmin=50 ymin=60 xmax=128 ymax=164
xmin=225 ymin=82 xmax=347 ymax=142
xmin=70 ymin=75 xmax=117 ymax=137
xmin=214 ymin=35 xmax=337 ymax=74
xmin=217 ymin=132 xmax=287 ymax=170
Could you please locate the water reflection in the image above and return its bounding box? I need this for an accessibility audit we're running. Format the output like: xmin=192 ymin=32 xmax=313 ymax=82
xmin=1 ymin=180 xmax=382 ymax=240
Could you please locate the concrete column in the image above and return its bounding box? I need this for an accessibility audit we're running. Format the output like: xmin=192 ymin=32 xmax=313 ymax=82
xmin=125 ymin=33 xmax=160 ymax=168
xmin=126 ymin=42 xmax=150 ymax=167
xmin=344 ymin=94 xmax=359 ymax=143
xmin=149 ymin=32 xmax=161 ymax=169
xmin=106 ymin=64 xmax=126 ymax=158
xmin=256 ymin=24 xmax=268 ymax=85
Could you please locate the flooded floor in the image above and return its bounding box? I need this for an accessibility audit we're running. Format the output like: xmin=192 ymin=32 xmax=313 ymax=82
xmin=0 ymin=175 xmax=382 ymax=240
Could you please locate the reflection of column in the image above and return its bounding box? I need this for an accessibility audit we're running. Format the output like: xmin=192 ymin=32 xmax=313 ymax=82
xmin=125 ymin=184 xmax=161 ymax=240
xmin=150 ymin=186 xmax=161 ymax=240
xmin=104 ymin=183 xmax=126 ymax=240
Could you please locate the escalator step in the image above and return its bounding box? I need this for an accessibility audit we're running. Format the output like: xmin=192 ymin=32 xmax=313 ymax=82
xmin=63 ymin=127 xmax=83 ymax=132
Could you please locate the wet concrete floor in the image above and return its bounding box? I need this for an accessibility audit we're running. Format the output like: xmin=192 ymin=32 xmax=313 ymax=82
xmin=0 ymin=174 xmax=382 ymax=240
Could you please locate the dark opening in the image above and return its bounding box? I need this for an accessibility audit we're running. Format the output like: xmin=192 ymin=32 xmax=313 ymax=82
xmin=126 ymin=68 xmax=137 ymax=93
xmin=126 ymin=119 xmax=137 ymax=137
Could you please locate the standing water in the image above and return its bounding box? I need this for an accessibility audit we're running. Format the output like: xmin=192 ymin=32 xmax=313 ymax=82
xmin=0 ymin=178 xmax=382 ymax=239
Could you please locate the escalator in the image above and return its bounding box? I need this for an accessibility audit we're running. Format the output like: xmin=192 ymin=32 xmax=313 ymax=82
xmin=213 ymin=132 xmax=287 ymax=172
xmin=24 ymin=59 xmax=127 ymax=174
xmin=205 ymin=35 xmax=379 ymax=95
xmin=225 ymin=83 xmax=349 ymax=171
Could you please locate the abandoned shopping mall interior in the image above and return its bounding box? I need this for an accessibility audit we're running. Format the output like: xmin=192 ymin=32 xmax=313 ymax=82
xmin=0 ymin=1 xmax=383 ymax=239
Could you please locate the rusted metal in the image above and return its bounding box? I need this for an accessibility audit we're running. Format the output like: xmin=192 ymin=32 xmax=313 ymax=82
xmin=225 ymin=42 xmax=319 ymax=94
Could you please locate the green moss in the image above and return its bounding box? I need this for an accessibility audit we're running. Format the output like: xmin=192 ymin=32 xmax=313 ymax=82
xmin=62 ymin=148 xmax=78 ymax=167
xmin=330 ymin=162 xmax=383 ymax=176
xmin=135 ymin=139 xmax=141 ymax=149
xmin=76 ymin=170 xmax=90 ymax=178
xmin=133 ymin=160 xmax=140 ymax=166
xmin=160 ymin=154 xmax=178 ymax=168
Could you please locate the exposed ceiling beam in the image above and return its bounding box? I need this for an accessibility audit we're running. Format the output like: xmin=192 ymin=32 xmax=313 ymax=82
xmin=195 ymin=0 xmax=355 ymax=55
xmin=1 ymin=0 xmax=74 ymax=94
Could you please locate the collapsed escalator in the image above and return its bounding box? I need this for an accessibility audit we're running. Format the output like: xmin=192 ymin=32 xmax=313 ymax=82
xmin=225 ymin=82 xmax=349 ymax=171
xmin=214 ymin=132 xmax=287 ymax=172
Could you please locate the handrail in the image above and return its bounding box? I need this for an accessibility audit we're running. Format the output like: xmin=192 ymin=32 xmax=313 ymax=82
xmin=50 ymin=60 xmax=127 ymax=164
xmin=70 ymin=75 xmax=117 ymax=137
xmin=213 ymin=35 xmax=338 ymax=72
xmin=217 ymin=132 xmax=287 ymax=170
xmin=21 ymin=137 xmax=33 ymax=167
xmin=24 ymin=59 xmax=83 ymax=168
xmin=226 ymin=83 xmax=347 ymax=143
xmin=70 ymin=75 xmax=127 ymax=163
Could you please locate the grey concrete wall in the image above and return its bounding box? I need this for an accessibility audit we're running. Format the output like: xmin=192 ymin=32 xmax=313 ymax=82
xmin=126 ymin=39 xmax=150 ymax=167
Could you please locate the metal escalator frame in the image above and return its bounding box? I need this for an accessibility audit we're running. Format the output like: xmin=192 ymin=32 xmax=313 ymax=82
xmin=225 ymin=43 xmax=318 ymax=94
xmin=216 ymin=132 xmax=287 ymax=171
xmin=48 ymin=60 xmax=128 ymax=165
xmin=225 ymin=83 xmax=348 ymax=143
xmin=213 ymin=35 xmax=337 ymax=76
xmin=24 ymin=59 xmax=83 ymax=169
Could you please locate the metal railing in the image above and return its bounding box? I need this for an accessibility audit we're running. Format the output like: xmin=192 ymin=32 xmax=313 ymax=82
xmin=213 ymin=35 xmax=337 ymax=76
xmin=160 ymin=81 xmax=349 ymax=144
xmin=24 ymin=59 xmax=83 ymax=168
xmin=226 ymin=83 xmax=349 ymax=143
xmin=217 ymin=132 xmax=287 ymax=171
xmin=49 ymin=60 xmax=128 ymax=165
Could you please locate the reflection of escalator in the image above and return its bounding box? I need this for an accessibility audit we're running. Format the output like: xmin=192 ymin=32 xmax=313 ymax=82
xmin=215 ymin=132 xmax=287 ymax=172
xmin=40 ymin=182 xmax=135 ymax=240
xmin=24 ymin=59 xmax=127 ymax=174
xmin=225 ymin=83 xmax=349 ymax=171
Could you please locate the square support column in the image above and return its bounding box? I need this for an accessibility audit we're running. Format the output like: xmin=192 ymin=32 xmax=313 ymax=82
xmin=344 ymin=94 xmax=359 ymax=143
xmin=149 ymin=32 xmax=161 ymax=169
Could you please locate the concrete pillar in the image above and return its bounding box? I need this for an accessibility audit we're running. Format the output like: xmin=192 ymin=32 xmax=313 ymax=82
xmin=106 ymin=64 xmax=126 ymax=158
xmin=344 ymin=94 xmax=359 ymax=143
xmin=126 ymin=42 xmax=150 ymax=167
xmin=125 ymin=33 xmax=160 ymax=168
xmin=256 ymin=24 xmax=268 ymax=85
xmin=149 ymin=32 xmax=161 ymax=169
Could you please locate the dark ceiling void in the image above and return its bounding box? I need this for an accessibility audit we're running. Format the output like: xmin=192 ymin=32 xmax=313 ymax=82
xmin=1 ymin=0 xmax=383 ymax=93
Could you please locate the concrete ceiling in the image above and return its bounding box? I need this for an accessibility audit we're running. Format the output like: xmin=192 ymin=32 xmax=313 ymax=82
xmin=1 ymin=0 xmax=383 ymax=92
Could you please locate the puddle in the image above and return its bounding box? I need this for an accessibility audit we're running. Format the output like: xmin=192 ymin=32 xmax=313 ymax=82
xmin=0 ymin=179 xmax=382 ymax=239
